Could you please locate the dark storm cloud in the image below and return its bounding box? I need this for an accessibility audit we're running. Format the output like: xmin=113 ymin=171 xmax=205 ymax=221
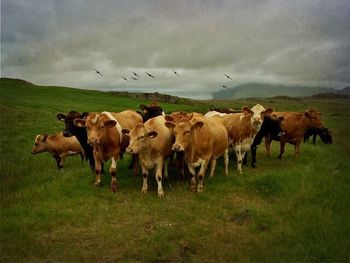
xmin=1 ymin=0 xmax=350 ymax=99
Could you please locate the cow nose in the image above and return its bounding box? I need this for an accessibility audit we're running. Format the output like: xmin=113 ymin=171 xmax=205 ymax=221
xmin=126 ymin=147 xmax=133 ymax=154
xmin=88 ymin=137 xmax=98 ymax=145
xmin=172 ymin=144 xmax=182 ymax=152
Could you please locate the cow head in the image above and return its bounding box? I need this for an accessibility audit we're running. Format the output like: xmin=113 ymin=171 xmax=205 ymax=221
xmin=249 ymin=104 xmax=274 ymax=130
xmin=122 ymin=123 xmax=158 ymax=154
xmin=57 ymin=111 xmax=89 ymax=137
xmin=74 ymin=113 xmax=117 ymax=146
xmin=139 ymin=104 xmax=164 ymax=122
xmin=304 ymin=110 xmax=325 ymax=130
xmin=318 ymin=127 xmax=333 ymax=144
xmin=31 ymin=134 xmax=48 ymax=154
xmin=165 ymin=119 xmax=203 ymax=152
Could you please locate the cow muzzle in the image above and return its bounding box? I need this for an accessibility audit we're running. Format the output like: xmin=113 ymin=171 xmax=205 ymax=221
xmin=88 ymin=137 xmax=99 ymax=145
xmin=126 ymin=146 xmax=134 ymax=154
xmin=172 ymin=143 xmax=184 ymax=152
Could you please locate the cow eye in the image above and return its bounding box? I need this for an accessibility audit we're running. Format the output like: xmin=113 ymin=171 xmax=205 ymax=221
xmin=186 ymin=131 xmax=190 ymax=135
xmin=139 ymin=136 xmax=145 ymax=140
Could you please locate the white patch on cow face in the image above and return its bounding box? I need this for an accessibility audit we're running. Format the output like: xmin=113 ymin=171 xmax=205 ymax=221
xmin=91 ymin=113 xmax=100 ymax=124
xmin=111 ymin=157 xmax=117 ymax=169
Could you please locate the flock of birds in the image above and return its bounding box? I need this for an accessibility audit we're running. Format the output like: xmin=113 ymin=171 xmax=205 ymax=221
xmin=93 ymin=68 xmax=232 ymax=89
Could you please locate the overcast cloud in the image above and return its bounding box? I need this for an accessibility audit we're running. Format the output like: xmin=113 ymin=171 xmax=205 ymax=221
xmin=1 ymin=0 xmax=350 ymax=99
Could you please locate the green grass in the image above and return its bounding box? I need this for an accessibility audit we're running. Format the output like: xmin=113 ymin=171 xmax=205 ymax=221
xmin=1 ymin=78 xmax=350 ymax=262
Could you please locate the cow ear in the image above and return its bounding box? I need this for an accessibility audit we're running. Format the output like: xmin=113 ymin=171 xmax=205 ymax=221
xmin=104 ymin=120 xmax=117 ymax=128
xmin=165 ymin=121 xmax=176 ymax=129
xmin=187 ymin=113 xmax=193 ymax=120
xmin=43 ymin=134 xmax=48 ymax=142
xmin=122 ymin=129 xmax=130 ymax=135
xmin=263 ymin=108 xmax=273 ymax=115
xmin=165 ymin=116 xmax=174 ymax=122
xmin=56 ymin=113 xmax=66 ymax=122
xmin=148 ymin=131 xmax=158 ymax=139
xmin=81 ymin=112 xmax=89 ymax=119
xmin=193 ymin=121 xmax=204 ymax=130
xmin=74 ymin=118 xmax=86 ymax=127
xmin=278 ymin=116 xmax=284 ymax=121
xmin=242 ymin=106 xmax=253 ymax=115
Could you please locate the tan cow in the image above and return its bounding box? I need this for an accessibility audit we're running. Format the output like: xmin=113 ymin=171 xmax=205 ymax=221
xmin=31 ymin=132 xmax=84 ymax=169
xmin=222 ymin=104 xmax=273 ymax=174
xmin=122 ymin=116 xmax=173 ymax=197
xmin=265 ymin=109 xmax=327 ymax=158
xmin=165 ymin=114 xmax=229 ymax=193
xmin=74 ymin=110 xmax=141 ymax=191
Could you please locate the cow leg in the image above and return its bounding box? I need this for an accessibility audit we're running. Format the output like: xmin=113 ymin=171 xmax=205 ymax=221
xmin=141 ymin=166 xmax=148 ymax=194
xmin=312 ymin=134 xmax=317 ymax=144
xmin=163 ymin=158 xmax=169 ymax=180
xmin=188 ymin=165 xmax=197 ymax=193
xmin=278 ymin=141 xmax=286 ymax=159
xmin=53 ymin=154 xmax=63 ymax=169
xmin=251 ymin=145 xmax=257 ymax=168
xmin=265 ymin=135 xmax=272 ymax=156
xmin=60 ymin=153 xmax=68 ymax=168
xmin=197 ymin=160 xmax=208 ymax=193
xmin=209 ymin=157 xmax=217 ymax=178
xmin=132 ymin=154 xmax=139 ymax=177
xmin=94 ymin=161 xmax=102 ymax=187
xmin=156 ymin=159 xmax=164 ymax=197
xmin=176 ymin=151 xmax=185 ymax=179
xmin=110 ymin=157 xmax=118 ymax=192
xmin=224 ymin=149 xmax=229 ymax=176
xmin=242 ymin=154 xmax=248 ymax=166
xmin=235 ymin=145 xmax=243 ymax=174
xmin=295 ymin=141 xmax=301 ymax=158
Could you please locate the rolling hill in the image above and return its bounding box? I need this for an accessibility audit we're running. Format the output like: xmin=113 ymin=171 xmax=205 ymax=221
xmin=212 ymin=83 xmax=349 ymax=100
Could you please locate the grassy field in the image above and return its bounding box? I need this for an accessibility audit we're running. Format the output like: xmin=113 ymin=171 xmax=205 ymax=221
xmin=1 ymin=78 xmax=350 ymax=262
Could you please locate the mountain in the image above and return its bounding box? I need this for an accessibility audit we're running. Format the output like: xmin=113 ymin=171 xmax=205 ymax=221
xmin=212 ymin=83 xmax=337 ymax=99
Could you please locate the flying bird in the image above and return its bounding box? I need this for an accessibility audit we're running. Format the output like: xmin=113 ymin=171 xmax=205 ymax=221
xmin=132 ymin=71 xmax=141 ymax=78
xmin=222 ymin=85 xmax=229 ymax=89
xmin=145 ymin=72 xmax=155 ymax=78
xmin=172 ymin=68 xmax=180 ymax=76
xmin=121 ymin=76 xmax=128 ymax=81
xmin=224 ymin=74 xmax=232 ymax=80
xmin=94 ymin=68 xmax=103 ymax=76
xmin=131 ymin=77 xmax=139 ymax=80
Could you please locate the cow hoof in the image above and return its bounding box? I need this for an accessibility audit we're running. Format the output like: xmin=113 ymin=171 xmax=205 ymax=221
xmin=252 ymin=163 xmax=257 ymax=168
xmin=94 ymin=181 xmax=101 ymax=187
xmin=111 ymin=184 xmax=118 ymax=193
xmin=158 ymin=191 xmax=164 ymax=198
xmin=141 ymin=188 xmax=148 ymax=194
xmin=197 ymin=187 xmax=203 ymax=193
xmin=190 ymin=185 xmax=197 ymax=193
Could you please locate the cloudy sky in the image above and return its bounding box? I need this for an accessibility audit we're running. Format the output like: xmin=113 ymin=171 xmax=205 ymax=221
xmin=1 ymin=0 xmax=350 ymax=99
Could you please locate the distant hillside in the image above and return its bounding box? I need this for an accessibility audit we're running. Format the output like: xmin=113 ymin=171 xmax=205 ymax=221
xmin=212 ymin=83 xmax=339 ymax=99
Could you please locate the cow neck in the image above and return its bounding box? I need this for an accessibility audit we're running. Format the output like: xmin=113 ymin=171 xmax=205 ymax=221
xmin=184 ymin=132 xmax=198 ymax=164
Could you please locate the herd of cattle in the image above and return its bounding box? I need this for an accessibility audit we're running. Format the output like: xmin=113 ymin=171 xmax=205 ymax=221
xmin=31 ymin=103 xmax=332 ymax=196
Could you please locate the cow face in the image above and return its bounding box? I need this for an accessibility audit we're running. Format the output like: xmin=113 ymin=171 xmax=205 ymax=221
xmin=123 ymin=123 xmax=158 ymax=154
xmin=318 ymin=127 xmax=333 ymax=144
xmin=57 ymin=111 xmax=88 ymax=137
xmin=304 ymin=110 xmax=324 ymax=129
xmin=31 ymin=134 xmax=48 ymax=154
xmin=166 ymin=120 xmax=203 ymax=152
xmin=74 ymin=113 xmax=116 ymax=146
xmin=249 ymin=104 xmax=274 ymax=130
xmin=139 ymin=104 xmax=164 ymax=122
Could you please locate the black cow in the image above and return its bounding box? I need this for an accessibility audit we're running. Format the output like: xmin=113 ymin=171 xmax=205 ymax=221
xmin=57 ymin=111 xmax=96 ymax=171
xmin=304 ymin=127 xmax=332 ymax=144
xmin=243 ymin=114 xmax=284 ymax=168
xmin=138 ymin=104 xmax=164 ymax=122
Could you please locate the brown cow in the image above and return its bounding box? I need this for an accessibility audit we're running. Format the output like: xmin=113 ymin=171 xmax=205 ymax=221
xmin=265 ymin=109 xmax=327 ymax=158
xmin=31 ymin=132 xmax=84 ymax=169
xmin=222 ymin=104 xmax=273 ymax=174
xmin=122 ymin=116 xmax=173 ymax=197
xmin=74 ymin=111 xmax=141 ymax=191
xmin=165 ymin=114 xmax=229 ymax=193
